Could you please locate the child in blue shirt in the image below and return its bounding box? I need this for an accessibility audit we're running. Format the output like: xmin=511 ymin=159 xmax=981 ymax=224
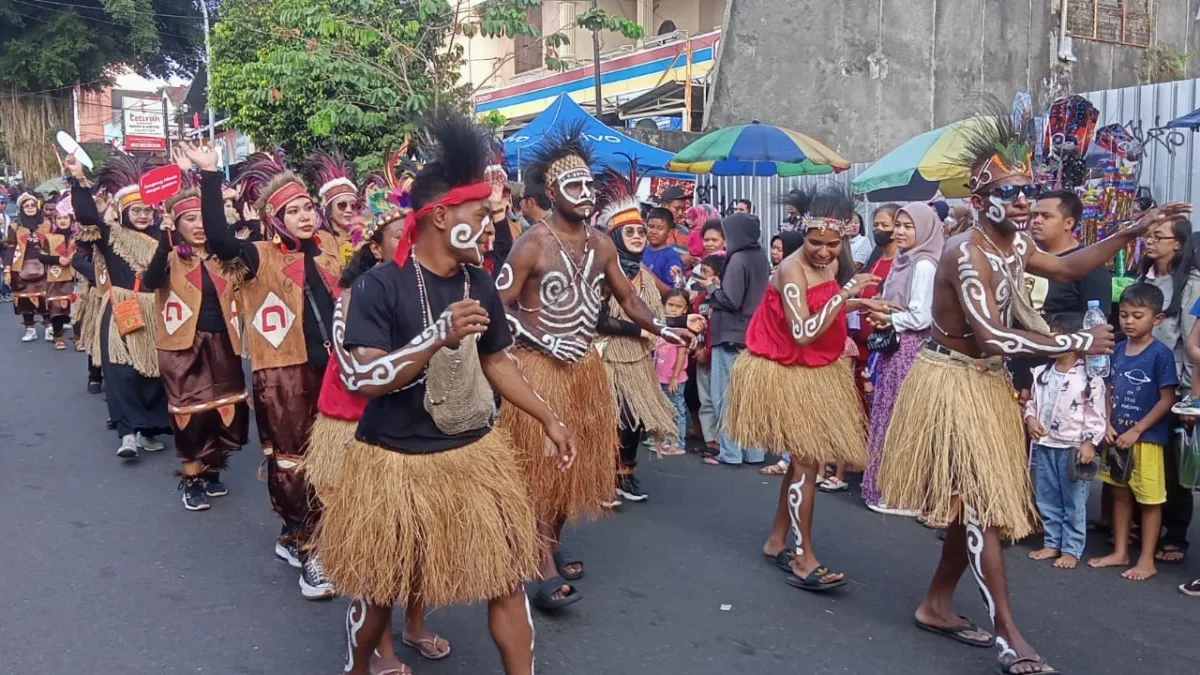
xmin=1090 ymin=283 xmax=1178 ymax=581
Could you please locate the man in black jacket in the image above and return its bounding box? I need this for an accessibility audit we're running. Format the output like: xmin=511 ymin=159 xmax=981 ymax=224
xmin=703 ymin=212 xmax=769 ymax=465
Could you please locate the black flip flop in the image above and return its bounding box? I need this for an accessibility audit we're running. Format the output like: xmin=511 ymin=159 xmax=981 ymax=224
xmin=785 ymin=565 xmax=847 ymax=592
xmin=765 ymin=549 xmax=794 ymax=573
xmin=915 ymin=616 xmax=995 ymax=648
xmin=1155 ymin=544 xmax=1187 ymax=564
xmin=553 ymin=550 xmax=585 ymax=581
xmin=531 ymin=576 xmax=582 ymax=611
xmin=1178 ymin=579 xmax=1200 ymax=596
xmin=997 ymin=656 xmax=1060 ymax=675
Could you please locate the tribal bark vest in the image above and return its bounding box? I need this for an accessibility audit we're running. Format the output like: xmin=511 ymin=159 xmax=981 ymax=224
xmin=155 ymin=252 xmax=242 ymax=354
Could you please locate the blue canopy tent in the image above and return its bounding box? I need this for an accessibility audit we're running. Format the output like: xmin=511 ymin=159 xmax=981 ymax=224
xmin=1166 ymin=108 xmax=1200 ymax=129
xmin=503 ymin=94 xmax=691 ymax=179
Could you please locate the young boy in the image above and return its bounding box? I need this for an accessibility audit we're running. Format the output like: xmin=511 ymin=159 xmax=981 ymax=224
xmin=642 ymin=207 xmax=684 ymax=287
xmin=1090 ymin=283 xmax=1178 ymax=581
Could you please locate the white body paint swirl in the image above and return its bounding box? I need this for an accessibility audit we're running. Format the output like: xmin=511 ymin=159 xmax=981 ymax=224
xmin=450 ymin=216 xmax=488 ymax=264
xmin=985 ymin=195 xmax=1006 ymax=224
xmin=507 ymin=249 xmax=605 ymax=362
xmin=782 ymin=282 xmax=845 ymax=341
xmin=343 ymin=599 xmax=367 ymax=673
xmin=333 ymin=295 xmax=451 ymax=392
xmin=788 ymin=472 xmax=806 ymax=556
xmin=963 ymin=504 xmax=1009 ymax=663
xmin=955 ymin=242 xmax=1094 ymax=355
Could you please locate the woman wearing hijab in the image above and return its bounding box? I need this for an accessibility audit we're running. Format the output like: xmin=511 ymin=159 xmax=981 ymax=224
xmin=4 ymin=192 xmax=53 ymax=342
xmin=859 ymin=202 xmax=944 ymax=514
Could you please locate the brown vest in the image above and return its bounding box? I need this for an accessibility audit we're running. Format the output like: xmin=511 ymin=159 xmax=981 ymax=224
xmin=238 ymin=242 xmax=342 ymax=371
xmin=155 ymin=252 xmax=242 ymax=353
xmin=10 ymin=222 xmax=51 ymax=273
xmin=45 ymin=232 xmax=74 ymax=283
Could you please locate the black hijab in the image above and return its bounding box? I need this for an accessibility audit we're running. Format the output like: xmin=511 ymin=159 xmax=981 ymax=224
xmin=16 ymin=195 xmax=43 ymax=230
xmin=609 ymin=224 xmax=643 ymax=279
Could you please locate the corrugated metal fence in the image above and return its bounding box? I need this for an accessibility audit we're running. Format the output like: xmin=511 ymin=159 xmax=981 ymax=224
xmin=1084 ymin=78 xmax=1200 ymax=207
xmin=695 ymin=78 xmax=1200 ymax=246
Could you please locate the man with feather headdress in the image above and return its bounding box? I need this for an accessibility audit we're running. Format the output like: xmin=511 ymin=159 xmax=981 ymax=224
xmin=877 ymin=105 xmax=1189 ymax=675
xmin=66 ymin=152 xmax=172 ymax=460
xmin=496 ymin=125 xmax=691 ymax=611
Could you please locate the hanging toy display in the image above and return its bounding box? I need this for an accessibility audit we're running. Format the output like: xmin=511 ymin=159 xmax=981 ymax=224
xmin=1038 ymin=95 xmax=1099 ymax=192
xmin=1074 ymin=123 xmax=1143 ymax=246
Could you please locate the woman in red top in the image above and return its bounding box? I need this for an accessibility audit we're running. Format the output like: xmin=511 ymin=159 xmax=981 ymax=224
xmin=724 ymin=187 xmax=874 ymax=592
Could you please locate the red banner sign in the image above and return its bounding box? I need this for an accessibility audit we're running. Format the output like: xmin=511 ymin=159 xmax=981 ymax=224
xmin=139 ymin=165 xmax=182 ymax=207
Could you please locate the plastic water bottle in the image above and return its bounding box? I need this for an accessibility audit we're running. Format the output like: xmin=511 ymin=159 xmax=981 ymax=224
xmin=1084 ymin=300 xmax=1110 ymax=378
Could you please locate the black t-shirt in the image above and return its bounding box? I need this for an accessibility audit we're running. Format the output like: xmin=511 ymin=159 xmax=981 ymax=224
xmin=343 ymin=260 xmax=512 ymax=453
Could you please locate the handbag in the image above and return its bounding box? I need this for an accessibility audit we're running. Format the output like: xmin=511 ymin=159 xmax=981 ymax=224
xmin=19 ymin=258 xmax=45 ymax=281
xmin=1102 ymin=443 xmax=1134 ymax=483
xmin=866 ymin=327 xmax=900 ymax=353
xmin=111 ymin=275 xmax=146 ymax=337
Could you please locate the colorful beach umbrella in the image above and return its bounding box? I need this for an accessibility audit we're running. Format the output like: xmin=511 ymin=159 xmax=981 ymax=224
xmin=851 ymin=117 xmax=1001 ymax=201
xmin=667 ymin=120 xmax=850 ymax=177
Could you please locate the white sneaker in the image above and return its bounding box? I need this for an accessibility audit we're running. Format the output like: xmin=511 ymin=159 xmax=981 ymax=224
xmin=867 ymin=501 xmax=920 ymax=517
xmin=136 ymin=432 xmax=164 ymax=452
xmin=44 ymin=327 xmax=54 ymax=342
xmin=117 ymin=434 xmax=139 ymax=459
xmin=21 ymin=327 xmax=36 ymax=342
xmin=1173 ymin=397 xmax=1200 ymax=416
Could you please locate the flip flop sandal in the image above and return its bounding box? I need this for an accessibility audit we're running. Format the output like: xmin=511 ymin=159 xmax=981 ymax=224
xmin=914 ymin=616 xmax=995 ymax=648
xmin=531 ymin=576 xmax=582 ymax=611
xmin=759 ymin=461 xmax=788 ymax=475
xmin=553 ymin=550 xmax=585 ymax=581
xmin=785 ymin=565 xmax=847 ymax=592
xmin=369 ymin=653 xmax=412 ymax=675
xmin=1155 ymin=545 xmax=1187 ymax=564
xmin=402 ymin=634 xmax=451 ymax=660
xmin=1178 ymin=579 xmax=1200 ymax=596
xmin=765 ymin=549 xmax=795 ymax=573
xmin=819 ymin=478 xmax=849 ymax=493
xmin=996 ymin=656 xmax=1060 ymax=675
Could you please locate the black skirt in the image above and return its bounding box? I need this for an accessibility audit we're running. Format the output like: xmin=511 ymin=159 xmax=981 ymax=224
xmin=99 ymin=304 xmax=170 ymax=438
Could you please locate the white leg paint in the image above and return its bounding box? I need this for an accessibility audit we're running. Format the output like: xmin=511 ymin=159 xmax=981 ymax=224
xmin=524 ymin=594 xmax=537 ymax=675
xmin=964 ymin=505 xmax=1012 ymax=659
xmin=788 ymin=472 xmax=807 ymax=556
xmin=343 ymin=599 xmax=367 ymax=673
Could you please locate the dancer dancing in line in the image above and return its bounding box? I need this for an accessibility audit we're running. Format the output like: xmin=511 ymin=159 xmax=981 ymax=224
xmin=141 ymin=153 xmax=250 ymax=512
xmin=723 ymin=187 xmax=873 ymax=591
xmin=304 ymin=149 xmax=362 ymax=259
xmin=43 ymin=197 xmax=78 ymax=351
xmin=496 ymin=125 xmax=691 ymax=611
xmin=4 ymin=192 xmax=53 ymax=343
xmin=67 ymin=153 xmax=172 ymax=459
xmin=186 ymin=142 xmax=344 ymax=600
xmin=877 ymin=108 xmax=1189 ymax=675
xmin=315 ymin=113 xmax=574 ymax=675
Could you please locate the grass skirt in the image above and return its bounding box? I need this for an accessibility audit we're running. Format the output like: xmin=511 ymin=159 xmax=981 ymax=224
xmin=303 ymin=413 xmax=358 ymax=494
xmin=723 ymin=353 xmax=867 ymax=466
xmin=878 ymin=349 xmax=1037 ymax=540
xmin=604 ymin=350 xmax=679 ymax=440
xmin=312 ymin=431 xmax=538 ymax=607
xmin=498 ymin=348 xmax=617 ymax=523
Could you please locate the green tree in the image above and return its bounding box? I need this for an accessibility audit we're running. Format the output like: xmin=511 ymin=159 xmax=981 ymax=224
xmin=211 ymin=0 xmax=642 ymax=168
xmin=0 ymin=0 xmax=205 ymax=182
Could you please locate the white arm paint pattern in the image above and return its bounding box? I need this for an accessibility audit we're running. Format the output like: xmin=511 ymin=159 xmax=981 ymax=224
xmin=954 ymin=241 xmax=1094 ymax=356
xmin=782 ymin=282 xmax=846 ymax=342
xmin=333 ymin=295 xmax=450 ymax=392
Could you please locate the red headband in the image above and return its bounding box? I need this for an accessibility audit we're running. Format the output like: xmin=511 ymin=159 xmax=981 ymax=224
xmin=266 ymin=180 xmax=310 ymax=213
xmin=170 ymin=196 xmax=201 ymax=219
xmin=393 ymin=182 xmax=492 ymax=266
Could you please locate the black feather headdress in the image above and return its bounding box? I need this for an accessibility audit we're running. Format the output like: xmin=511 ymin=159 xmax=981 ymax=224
xmin=596 ymin=153 xmax=643 ymax=233
xmin=303 ymin=149 xmax=357 ymax=207
xmin=408 ymin=114 xmax=491 ymax=212
xmin=233 ymin=148 xmax=311 ymax=244
xmin=96 ymin=152 xmax=148 ymax=212
xmin=521 ymin=121 xmax=594 ymax=188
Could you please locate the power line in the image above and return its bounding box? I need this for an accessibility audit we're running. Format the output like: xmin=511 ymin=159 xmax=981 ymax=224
xmin=7 ymin=0 xmax=203 ymax=21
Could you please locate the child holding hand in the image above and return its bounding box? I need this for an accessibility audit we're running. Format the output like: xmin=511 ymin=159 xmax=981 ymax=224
xmin=1090 ymin=284 xmax=1178 ymax=581
xmin=654 ymin=290 xmax=692 ymax=456
xmin=1022 ymin=312 xmax=1107 ymax=569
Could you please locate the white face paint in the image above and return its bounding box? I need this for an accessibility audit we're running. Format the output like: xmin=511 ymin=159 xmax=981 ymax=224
xmin=986 ymin=195 xmax=1006 ymax=225
xmin=556 ymin=167 xmax=594 ymax=206
xmin=450 ymin=214 xmax=488 ymax=264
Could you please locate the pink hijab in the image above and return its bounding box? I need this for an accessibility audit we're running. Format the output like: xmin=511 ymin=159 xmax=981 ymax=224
xmin=685 ymin=204 xmax=721 ymax=257
xmin=882 ymin=202 xmax=944 ymax=307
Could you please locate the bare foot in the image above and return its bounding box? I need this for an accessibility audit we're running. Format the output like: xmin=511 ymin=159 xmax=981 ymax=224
xmin=1052 ymin=554 xmax=1079 ymax=569
xmin=1122 ymin=561 xmax=1158 ymax=581
xmin=1087 ymin=552 xmax=1129 ymax=568
xmin=1027 ymin=547 xmax=1059 ymax=561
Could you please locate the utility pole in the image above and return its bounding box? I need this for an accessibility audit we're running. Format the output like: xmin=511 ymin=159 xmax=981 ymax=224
xmin=199 ymin=1 xmax=218 ymax=154
xmin=591 ymin=0 xmax=602 ymax=118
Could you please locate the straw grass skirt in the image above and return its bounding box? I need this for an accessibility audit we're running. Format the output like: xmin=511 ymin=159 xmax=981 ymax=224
xmin=312 ymin=430 xmax=539 ymax=607
xmin=878 ymin=348 xmax=1038 ymax=540
xmin=723 ymin=353 xmax=867 ymax=466
xmin=498 ymin=348 xmax=618 ymax=523
xmin=302 ymin=413 xmax=358 ymax=494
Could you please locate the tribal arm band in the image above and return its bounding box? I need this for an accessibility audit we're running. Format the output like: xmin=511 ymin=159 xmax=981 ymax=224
xmin=602 ymin=252 xmax=686 ymax=345
xmin=334 ymin=296 xmax=449 ymax=397
xmin=955 ymin=241 xmax=1094 ymax=356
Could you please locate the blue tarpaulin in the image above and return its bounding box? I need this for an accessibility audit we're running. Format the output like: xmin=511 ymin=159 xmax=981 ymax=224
xmin=503 ymin=94 xmax=690 ymax=179
xmin=1166 ymin=108 xmax=1200 ymax=129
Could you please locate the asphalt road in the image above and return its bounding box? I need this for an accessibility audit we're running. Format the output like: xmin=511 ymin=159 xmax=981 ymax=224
xmin=3 ymin=316 xmax=1199 ymax=675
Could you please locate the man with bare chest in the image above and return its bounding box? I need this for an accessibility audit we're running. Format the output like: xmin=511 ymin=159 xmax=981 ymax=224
xmin=877 ymin=110 xmax=1188 ymax=675
xmin=496 ymin=128 xmax=688 ymax=611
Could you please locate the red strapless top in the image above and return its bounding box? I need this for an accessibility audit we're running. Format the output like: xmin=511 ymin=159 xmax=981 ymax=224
xmin=317 ymin=357 xmax=367 ymax=421
xmin=746 ymin=280 xmax=847 ymax=367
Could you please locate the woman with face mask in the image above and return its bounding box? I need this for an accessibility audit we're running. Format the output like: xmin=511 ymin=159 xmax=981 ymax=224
xmin=4 ymin=192 xmax=53 ymax=343
xmin=187 ymin=142 xmax=345 ymax=601
xmin=67 ymin=152 xmax=172 ymax=460
xmin=139 ymin=155 xmax=252 ymax=514
xmin=844 ymin=203 xmax=903 ymax=415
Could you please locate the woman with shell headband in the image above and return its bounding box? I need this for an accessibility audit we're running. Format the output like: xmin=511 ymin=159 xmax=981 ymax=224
xmin=139 ymin=149 xmax=251 ymax=513
xmin=181 ymin=142 xmax=344 ymax=601
xmin=304 ymin=149 xmax=363 ymax=261
xmin=66 ymin=152 xmax=172 ymax=459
